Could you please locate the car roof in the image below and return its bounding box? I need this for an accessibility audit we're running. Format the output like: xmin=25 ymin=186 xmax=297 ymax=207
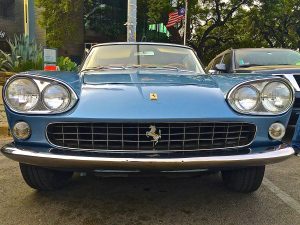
xmin=91 ymin=42 xmax=194 ymax=50
xmin=210 ymin=48 xmax=298 ymax=63
xmin=233 ymin=48 xmax=296 ymax=52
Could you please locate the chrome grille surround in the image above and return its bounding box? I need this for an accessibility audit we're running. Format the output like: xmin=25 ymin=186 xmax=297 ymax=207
xmin=46 ymin=122 xmax=256 ymax=153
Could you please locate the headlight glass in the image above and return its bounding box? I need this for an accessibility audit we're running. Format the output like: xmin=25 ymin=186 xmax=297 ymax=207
xmin=231 ymin=86 xmax=259 ymax=111
xmin=262 ymin=82 xmax=293 ymax=113
xmin=43 ymin=84 xmax=71 ymax=111
xmin=5 ymin=78 xmax=39 ymax=112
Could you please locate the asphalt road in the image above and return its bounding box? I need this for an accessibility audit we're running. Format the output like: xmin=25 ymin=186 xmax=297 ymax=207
xmin=0 ymin=137 xmax=300 ymax=225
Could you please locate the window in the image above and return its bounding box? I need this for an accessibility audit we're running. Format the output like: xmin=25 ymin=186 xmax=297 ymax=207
xmin=222 ymin=53 xmax=232 ymax=72
xmin=82 ymin=44 xmax=205 ymax=74
xmin=206 ymin=59 xmax=215 ymax=71
xmin=235 ymin=49 xmax=300 ymax=68
xmin=212 ymin=55 xmax=223 ymax=70
xmin=0 ymin=0 xmax=15 ymax=19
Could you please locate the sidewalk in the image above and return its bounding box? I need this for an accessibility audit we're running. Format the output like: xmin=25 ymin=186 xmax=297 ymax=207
xmin=0 ymin=123 xmax=10 ymax=139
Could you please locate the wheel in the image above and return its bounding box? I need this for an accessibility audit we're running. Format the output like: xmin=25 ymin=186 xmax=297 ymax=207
xmin=19 ymin=163 xmax=73 ymax=191
xmin=221 ymin=166 xmax=265 ymax=193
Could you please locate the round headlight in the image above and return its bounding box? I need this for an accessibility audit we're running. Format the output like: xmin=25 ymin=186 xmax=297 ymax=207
xmin=262 ymin=82 xmax=293 ymax=113
xmin=5 ymin=78 xmax=39 ymax=112
xmin=231 ymin=86 xmax=259 ymax=112
xmin=42 ymin=84 xmax=70 ymax=111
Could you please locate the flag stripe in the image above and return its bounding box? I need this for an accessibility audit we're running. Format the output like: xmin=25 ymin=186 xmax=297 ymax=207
xmin=166 ymin=9 xmax=185 ymax=28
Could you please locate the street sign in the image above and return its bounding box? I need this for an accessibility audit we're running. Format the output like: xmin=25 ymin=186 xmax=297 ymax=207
xmin=43 ymin=48 xmax=57 ymax=71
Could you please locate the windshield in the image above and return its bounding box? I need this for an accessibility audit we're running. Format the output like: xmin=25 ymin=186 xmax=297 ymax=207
xmin=235 ymin=49 xmax=300 ymax=68
xmin=82 ymin=44 xmax=205 ymax=74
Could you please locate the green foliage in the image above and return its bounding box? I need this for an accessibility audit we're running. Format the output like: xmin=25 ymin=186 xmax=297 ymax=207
xmin=0 ymin=35 xmax=77 ymax=72
xmin=57 ymin=56 xmax=78 ymax=72
xmin=35 ymin=0 xmax=83 ymax=48
xmin=35 ymin=0 xmax=300 ymax=65
xmin=84 ymin=0 xmax=127 ymax=41
xmin=189 ymin=0 xmax=254 ymax=64
xmin=0 ymin=35 xmax=43 ymax=72
xmin=249 ymin=0 xmax=300 ymax=49
xmin=147 ymin=0 xmax=172 ymax=24
xmin=146 ymin=0 xmax=300 ymax=64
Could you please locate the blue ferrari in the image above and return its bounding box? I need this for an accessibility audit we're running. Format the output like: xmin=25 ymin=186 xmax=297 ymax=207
xmin=1 ymin=43 xmax=295 ymax=192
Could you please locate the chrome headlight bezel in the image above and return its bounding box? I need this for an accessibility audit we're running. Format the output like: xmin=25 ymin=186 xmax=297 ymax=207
xmin=3 ymin=75 xmax=78 ymax=114
xmin=229 ymin=85 xmax=260 ymax=112
xmin=227 ymin=78 xmax=295 ymax=115
xmin=42 ymin=84 xmax=72 ymax=112
xmin=4 ymin=77 xmax=40 ymax=112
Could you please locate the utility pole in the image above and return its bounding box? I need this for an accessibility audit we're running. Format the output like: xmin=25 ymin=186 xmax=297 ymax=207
xmin=183 ymin=0 xmax=188 ymax=45
xmin=127 ymin=0 xmax=137 ymax=42
xmin=24 ymin=0 xmax=36 ymax=41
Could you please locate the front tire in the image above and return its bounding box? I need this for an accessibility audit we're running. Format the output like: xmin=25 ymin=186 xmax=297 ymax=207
xmin=222 ymin=166 xmax=265 ymax=193
xmin=19 ymin=163 xmax=73 ymax=191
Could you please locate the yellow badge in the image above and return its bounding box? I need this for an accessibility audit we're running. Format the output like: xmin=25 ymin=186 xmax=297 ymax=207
xmin=150 ymin=93 xmax=158 ymax=100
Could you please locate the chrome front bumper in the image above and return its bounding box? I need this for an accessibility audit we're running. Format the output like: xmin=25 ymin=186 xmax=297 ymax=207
xmin=0 ymin=144 xmax=295 ymax=171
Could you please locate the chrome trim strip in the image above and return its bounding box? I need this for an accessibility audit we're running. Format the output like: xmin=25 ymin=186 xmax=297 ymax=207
xmin=45 ymin=121 xmax=257 ymax=153
xmin=91 ymin=42 xmax=194 ymax=50
xmin=41 ymin=83 xmax=72 ymax=112
xmin=3 ymin=77 xmax=41 ymax=112
xmin=3 ymin=74 xmax=79 ymax=115
xmin=1 ymin=144 xmax=294 ymax=170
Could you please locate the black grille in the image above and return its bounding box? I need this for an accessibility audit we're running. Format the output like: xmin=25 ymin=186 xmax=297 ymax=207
xmin=293 ymin=75 xmax=300 ymax=87
xmin=47 ymin=122 xmax=256 ymax=152
xmin=293 ymin=98 xmax=300 ymax=108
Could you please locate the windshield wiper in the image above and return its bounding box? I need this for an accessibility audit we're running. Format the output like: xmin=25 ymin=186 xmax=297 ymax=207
xmin=82 ymin=65 xmax=196 ymax=73
xmin=239 ymin=64 xmax=264 ymax=68
xmin=139 ymin=65 xmax=196 ymax=72
xmin=81 ymin=65 xmax=127 ymax=72
xmin=140 ymin=65 xmax=180 ymax=71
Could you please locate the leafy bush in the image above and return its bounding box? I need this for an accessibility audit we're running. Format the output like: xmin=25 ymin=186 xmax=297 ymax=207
xmin=0 ymin=35 xmax=43 ymax=72
xmin=57 ymin=56 xmax=78 ymax=72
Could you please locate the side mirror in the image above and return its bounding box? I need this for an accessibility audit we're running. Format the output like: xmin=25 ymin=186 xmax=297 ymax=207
xmin=208 ymin=69 xmax=217 ymax=74
xmin=215 ymin=63 xmax=226 ymax=72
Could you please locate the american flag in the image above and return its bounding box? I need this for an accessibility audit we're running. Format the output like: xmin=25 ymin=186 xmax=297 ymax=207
xmin=166 ymin=8 xmax=185 ymax=28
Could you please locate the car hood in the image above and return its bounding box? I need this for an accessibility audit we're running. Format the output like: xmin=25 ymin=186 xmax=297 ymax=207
xmin=62 ymin=70 xmax=269 ymax=120
xmin=235 ymin=65 xmax=300 ymax=74
xmin=18 ymin=70 xmax=274 ymax=120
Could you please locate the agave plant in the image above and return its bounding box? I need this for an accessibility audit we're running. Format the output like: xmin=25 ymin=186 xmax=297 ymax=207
xmin=0 ymin=35 xmax=43 ymax=72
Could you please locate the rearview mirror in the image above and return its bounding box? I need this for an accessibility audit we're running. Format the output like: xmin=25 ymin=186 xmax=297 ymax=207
xmin=215 ymin=63 xmax=226 ymax=72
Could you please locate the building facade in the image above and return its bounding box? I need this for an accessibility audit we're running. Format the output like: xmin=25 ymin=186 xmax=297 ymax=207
xmin=0 ymin=0 xmax=25 ymax=51
xmin=0 ymin=0 xmax=171 ymax=60
xmin=0 ymin=0 xmax=45 ymax=52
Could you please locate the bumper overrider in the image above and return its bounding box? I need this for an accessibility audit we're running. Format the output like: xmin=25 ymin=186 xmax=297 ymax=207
xmin=1 ymin=143 xmax=295 ymax=171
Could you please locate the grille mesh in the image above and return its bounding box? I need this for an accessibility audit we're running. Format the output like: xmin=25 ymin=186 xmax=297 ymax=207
xmin=47 ymin=122 xmax=256 ymax=152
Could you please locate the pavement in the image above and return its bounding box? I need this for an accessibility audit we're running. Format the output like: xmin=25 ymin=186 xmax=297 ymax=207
xmin=0 ymin=137 xmax=300 ymax=225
